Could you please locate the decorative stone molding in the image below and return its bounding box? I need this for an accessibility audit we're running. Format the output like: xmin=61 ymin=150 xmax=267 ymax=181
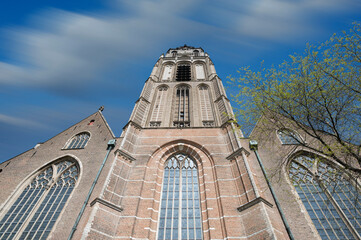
xmin=173 ymin=121 xmax=190 ymax=128
xmin=114 ymin=149 xmax=136 ymax=162
xmin=150 ymin=121 xmax=161 ymax=127
xmin=202 ymin=121 xmax=215 ymax=127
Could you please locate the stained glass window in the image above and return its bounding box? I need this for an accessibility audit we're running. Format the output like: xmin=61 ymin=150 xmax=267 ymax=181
xmin=277 ymin=129 xmax=302 ymax=145
xmin=65 ymin=132 xmax=90 ymax=149
xmin=0 ymin=160 xmax=79 ymax=240
xmin=289 ymin=155 xmax=361 ymax=239
xmin=158 ymin=154 xmax=202 ymax=240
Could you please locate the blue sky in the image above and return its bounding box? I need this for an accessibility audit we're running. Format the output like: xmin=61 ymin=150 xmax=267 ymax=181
xmin=1 ymin=0 xmax=361 ymax=162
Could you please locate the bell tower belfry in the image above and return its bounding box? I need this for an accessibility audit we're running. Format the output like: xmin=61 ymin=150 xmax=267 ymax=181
xmin=78 ymin=46 xmax=291 ymax=240
xmin=129 ymin=45 xmax=233 ymax=129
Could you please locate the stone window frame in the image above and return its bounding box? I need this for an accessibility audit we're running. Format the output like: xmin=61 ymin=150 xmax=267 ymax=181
xmin=149 ymin=84 xmax=169 ymax=127
xmin=63 ymin=131 xmax=91 ymax=150
xmin=157 ymin=153 xmax=203 ymax=240
xmin=193 ymin=61 xmax=207 ymax=81
xmin=148 ymin=141 xmax=224 ymax=239
xmin=175 ymin=61 xmax=192 ymax=82
xmin=173 ymin=84 xmax=192 ymax=128
xmin=0 ymin=157 xmax=80 ymax=240
xmin=197 ymin=84 xmax=215 ymax=127
xmin=161 ymin=63 xmax=175 ymax=82
xmin=287 ymin=152 xmax=361 ymax=239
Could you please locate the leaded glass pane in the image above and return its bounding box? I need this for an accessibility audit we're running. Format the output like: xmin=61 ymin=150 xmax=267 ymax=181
xmin=65 ymin=132 xmax=90 ymax=149
xmin=158 ymin=154 xmax=202 ymax=240
xmin=0 ymin=160 xmax=79 ymax=240
xmin=278 ymin=129 xmax=302 ymax=145
xmin=289 ymin=155 xmax=361 ymax=239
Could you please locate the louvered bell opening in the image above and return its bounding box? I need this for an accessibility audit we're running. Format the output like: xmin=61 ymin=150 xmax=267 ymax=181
xmin=176 ymin=65 xmax=191 ymax=81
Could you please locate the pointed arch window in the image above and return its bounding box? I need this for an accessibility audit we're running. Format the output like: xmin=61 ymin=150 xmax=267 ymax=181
xmin=174 ymin=86 xmax=190 ymax=127
xmin=158 ymin=154 xmax=202 ymax=240
xmin=65 ymin=132 xmax=90 ymax=149
xmin=0 ymin=159 xmax=79 ymax=240
xmin=150 ymin=86 xmax=168 ymax=126
xmin=277 ymin=129 xmax=302 ymax=145
xmin=198 ymin=85 xmax=214 ymax=126
xmin=176 ymin=64 xmax=191 ymax=82
xmin=289 ymin=155 xmax=361 ymax=239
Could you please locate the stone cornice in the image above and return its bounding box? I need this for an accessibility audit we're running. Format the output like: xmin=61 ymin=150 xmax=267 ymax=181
xmin=226 ymin=147 xmax=250 ymax=160
xmin=114 ymin=149 xmax=136 ymax=162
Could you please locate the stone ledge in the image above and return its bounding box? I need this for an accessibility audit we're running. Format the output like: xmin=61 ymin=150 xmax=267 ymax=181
xmin=237 ymin=197 xmax=273 ymax=212
xmin=226 ymin=148 xmax=250 ymax=160
xmin=90 ymin=197 xmax=123 ymax=213
xmin=115 ymin=149 xmax=136 ymax=162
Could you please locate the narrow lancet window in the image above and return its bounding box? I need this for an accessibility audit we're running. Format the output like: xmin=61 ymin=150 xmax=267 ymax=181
xmin=158 ymin=154 xmax=202 ymax=240
xmin=150 ymin=86 xmax=168 ymax=126
xmin=198 ymin=85 xmax=214 ymax=126
xmin=174 ymin=86 xmax=190 ymax=127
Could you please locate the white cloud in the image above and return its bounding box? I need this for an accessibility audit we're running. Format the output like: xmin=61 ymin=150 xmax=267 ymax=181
xmin=0 ymin=113 xmax=47 ymax=129
xmin=0 ymin=0 xmax=209 ymax=91
xmin=203 ymin=0 xmax=361 ymax=42
xmin=0 ymin=0 xmax=359 ymax=92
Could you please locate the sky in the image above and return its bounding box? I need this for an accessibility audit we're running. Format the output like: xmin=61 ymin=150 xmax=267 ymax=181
xmin=0 ymin=0 xmax=361 ymax=162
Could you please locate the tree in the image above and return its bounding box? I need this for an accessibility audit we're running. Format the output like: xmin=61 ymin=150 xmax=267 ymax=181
xmin=229 ymin=23 xmax=361 ymax=174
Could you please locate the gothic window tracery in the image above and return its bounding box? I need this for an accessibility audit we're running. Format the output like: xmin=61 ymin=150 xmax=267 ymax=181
xmin=277 ymin=129 xmax=302 ymax=145
xmin=64 ymin=132 xmax=90 ymax=149
xmin=289 ymin=155 xmax=361 ymax=239
xmin=173 ymin=86 xmax=190 ymax=127
xmin=194 ymin=64 xmax=205 ymax=80
xmin=0 ymin=159 xmax=79 ymax=240
xmin=162 ymin=65 xmax=174 ymax=81
xmin=198 ymin=85 xmax=214 ymax=126
xmin=150 ymin=86 xmax=168 ymax=126
xmin=158 ymin=154 xmax=202 ymax=240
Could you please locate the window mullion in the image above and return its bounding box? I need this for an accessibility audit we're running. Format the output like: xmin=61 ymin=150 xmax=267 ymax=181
xmin=178 ymin=167 xmax=182 ymax=240
xmin=304 ymin=180 xmax=337 ymax=239
xmin=38 ymin=184 xmax=68 ymax=240
xmin=20 ymin=168 xmax=58 ymax=239
xmin=13 ymin=167 xmax=55 ymax=240
xmin=319 ymin=180 xmax=361 ymax=239
xmin=2 ymin=187 xmax=42 ymax=240
xmin=192 ymin=166 xmax=196 ymax=240
xmin=163 ymin=166 xmax=171 ymax=240
xmin=178 ymin=90 xmax=181 ymax=122
xmin=186 ymin=166 xmax=189 ymax=240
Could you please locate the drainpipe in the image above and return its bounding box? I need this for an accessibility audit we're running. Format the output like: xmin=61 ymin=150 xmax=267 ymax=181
xmin=68 ymin=139 xmax=116 ymax=240
xmin=249 ymin=140 xmax=295 ymax=240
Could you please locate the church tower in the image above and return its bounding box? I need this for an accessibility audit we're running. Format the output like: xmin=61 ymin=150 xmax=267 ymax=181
xmin=76 ymin=45 xmax=291 ymax=239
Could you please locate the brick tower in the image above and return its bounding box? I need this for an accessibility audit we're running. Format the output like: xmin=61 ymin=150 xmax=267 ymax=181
xmin=79 ymin=46 xmax=290 ymax=239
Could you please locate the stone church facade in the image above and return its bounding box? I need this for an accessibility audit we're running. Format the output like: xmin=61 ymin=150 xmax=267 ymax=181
xmin=1 ymin=46 xmax=359 ymax=240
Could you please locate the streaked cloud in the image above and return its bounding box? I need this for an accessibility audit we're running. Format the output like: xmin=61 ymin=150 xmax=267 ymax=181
xmin=0 ymin=113 xmax=47 ymax=129
xmin=0 ymin=0 xmax=360 ymax=94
